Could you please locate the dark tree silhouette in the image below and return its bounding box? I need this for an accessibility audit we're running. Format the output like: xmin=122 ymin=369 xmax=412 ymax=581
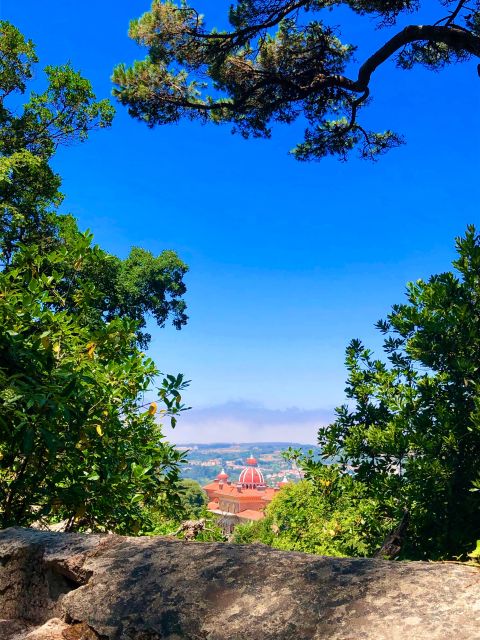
xmin=113 ymin=0 xmax=480 ymax=160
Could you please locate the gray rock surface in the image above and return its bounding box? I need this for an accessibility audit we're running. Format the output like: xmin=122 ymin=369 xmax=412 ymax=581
xmin=0 ymin=527 xmax=479 ymax=639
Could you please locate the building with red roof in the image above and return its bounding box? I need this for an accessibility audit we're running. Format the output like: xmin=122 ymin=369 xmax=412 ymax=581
xmin=203 ymin=456 xmax=284 ymax=534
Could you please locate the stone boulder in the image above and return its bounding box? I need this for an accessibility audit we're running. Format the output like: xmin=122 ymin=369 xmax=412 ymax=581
xmin=0 ymin=527 xmax=479 ymax=639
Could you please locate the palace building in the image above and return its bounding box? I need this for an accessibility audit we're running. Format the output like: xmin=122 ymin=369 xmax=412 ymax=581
xmin=203 ymin=456 xmax=289 ymax=534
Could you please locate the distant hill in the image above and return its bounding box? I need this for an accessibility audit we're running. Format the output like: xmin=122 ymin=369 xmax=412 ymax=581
xmin=179 ymin=442 xmax=317 ymax=449
xmin=179 ymin=441 xmax=320 ymax=487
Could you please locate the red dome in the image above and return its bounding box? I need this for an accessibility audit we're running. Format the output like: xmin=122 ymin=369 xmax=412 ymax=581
xmin=246 ymin=455 xmax=258 ymax=466
xmin=217 ymin=468 xmax=229 ymax=481
xmin=238 ymin=466 xmax=265 ymax=488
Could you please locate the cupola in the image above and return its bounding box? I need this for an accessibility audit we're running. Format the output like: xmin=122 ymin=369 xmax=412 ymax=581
xmin=217 ymin=468 xmax=229 ymax=481
xmin=238 ymin=455 xmax=265 ymax=489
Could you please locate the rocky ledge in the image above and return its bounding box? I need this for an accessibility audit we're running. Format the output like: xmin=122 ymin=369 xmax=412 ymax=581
xmin=0 ymin=527 xmax=479 ymax=639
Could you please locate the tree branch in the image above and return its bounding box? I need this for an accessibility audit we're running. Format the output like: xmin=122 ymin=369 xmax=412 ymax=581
xmin=355 ymin=24 xmax=480 ymax=91
xmin=182 ymin=0 xmax=310 ymax=44
xmin=160 ymin=23 xmax=480 ymax=113
xmin=446 ymin=0 xmax=469 ymax=26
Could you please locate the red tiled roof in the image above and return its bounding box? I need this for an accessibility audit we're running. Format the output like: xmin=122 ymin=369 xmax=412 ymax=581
xmin=203 ymin=481 xmax=220 ymax=492
xmin=236 ymin=510 xmax=265 ymax=521
xmin=204 ymin=482 xmax=279 ymax=500
xmin=262 ymin=488 xmax=277 ymax=499
xmin=214 ymin=486 xmax=267 ymax=499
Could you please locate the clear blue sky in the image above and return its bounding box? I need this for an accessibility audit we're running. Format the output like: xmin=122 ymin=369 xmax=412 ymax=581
xmin=2 ymin=1 xmax=479 ymax=443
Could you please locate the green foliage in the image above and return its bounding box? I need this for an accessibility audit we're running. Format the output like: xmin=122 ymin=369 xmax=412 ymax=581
xmin=113 ymin=1 xmax=480 ymax=160
xmin=54 ymin=217 xmax=188 ymax=347
xmin=262 ymin=227 xmax=480 ymax=560
xmin=467 ymin=541 xmax=480 ymax=565
xmin=0 ymin=21 xmax=114 ymax=263
xmin=0 ymin=21 xmax=37 ymax=96
xmin=0 ymin=23 xmax=190 ymax=534
xmin=233 ymin=474 xmax=389 ymax=556
xmin=0 ymin=21 xmax=187 ymax=344
xmin=178 ymin=479 xmax=208 ymax=517
xmin=145 ymin=514 xmax=224 ymax=541
xmin=294 ymin=226 xmax=480 ymax=559
xmin=0 ymin=231 xmax=189 ymax=533
xmin=143 ymin=479 xmax=223 ymax=540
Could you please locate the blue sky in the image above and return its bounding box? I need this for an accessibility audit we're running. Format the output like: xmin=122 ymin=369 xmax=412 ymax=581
xmin=2 ymin=1 xmax=479 ymax=443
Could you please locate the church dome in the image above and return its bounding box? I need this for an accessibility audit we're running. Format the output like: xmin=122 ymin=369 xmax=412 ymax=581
xmin=238 ymin=456 xmax=265 ymax=489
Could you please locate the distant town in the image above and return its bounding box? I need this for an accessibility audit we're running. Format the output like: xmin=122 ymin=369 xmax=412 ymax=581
xmin=179 ymin=442 xmax=320 ymax=486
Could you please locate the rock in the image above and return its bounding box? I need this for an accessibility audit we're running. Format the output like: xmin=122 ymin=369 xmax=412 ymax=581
xmin=0 ymin=527 xmax=479 ymax=640
xmin=0 ymin=620 xmax=32 ymax=640
xmin=23 ymin=619 xmax=70 ymax=640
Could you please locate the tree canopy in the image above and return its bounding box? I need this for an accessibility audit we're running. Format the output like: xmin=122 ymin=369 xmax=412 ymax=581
xmin=52 ymin=217 xmax=188 ymax=348
xmin=0 ymin=229 xmax=189 ymax=533
xmin=0 ymin=22 xmax=191 ymax=533
xmin=113 ymin=0 xmax=480 ymax=160
xmin=0 ymin=21 xmax=113 ymax=262
xmin=237 ymin=228 xmax=480 ymax=560
xmin=290 ymin=226 xmax=480 ymax=559
xmin=0 ymin=21 xmax=188 ymax=346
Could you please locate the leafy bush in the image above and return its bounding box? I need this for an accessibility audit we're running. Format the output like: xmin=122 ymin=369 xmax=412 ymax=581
xmin=0 ymin=232 xmax=189 ymax=533
xmin=234 ymin=471 xmax=390 ymax=557
xmin=291 ymin=227 xmax=480 ymax=560
xmin=0 ymin=23 xmax=190 ymax=534
xmin=144 ymin=479 xmax=224 ymax=541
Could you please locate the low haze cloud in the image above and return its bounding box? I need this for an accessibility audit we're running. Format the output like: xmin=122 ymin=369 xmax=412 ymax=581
xmin=162 ymin=400 xmax=334 ymax=445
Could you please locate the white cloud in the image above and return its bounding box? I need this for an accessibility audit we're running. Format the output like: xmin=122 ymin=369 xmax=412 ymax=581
xmin=161 ymin=400 xmax=334 ymax=445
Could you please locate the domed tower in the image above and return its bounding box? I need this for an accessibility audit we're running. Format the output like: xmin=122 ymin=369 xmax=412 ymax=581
xmin=217 ymin=468 xmax=229 ymax=482
xmin=216 ymin=468 xmax=229 ymax=489
xmin=238 ymin=455 xmax=266 ymax=490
